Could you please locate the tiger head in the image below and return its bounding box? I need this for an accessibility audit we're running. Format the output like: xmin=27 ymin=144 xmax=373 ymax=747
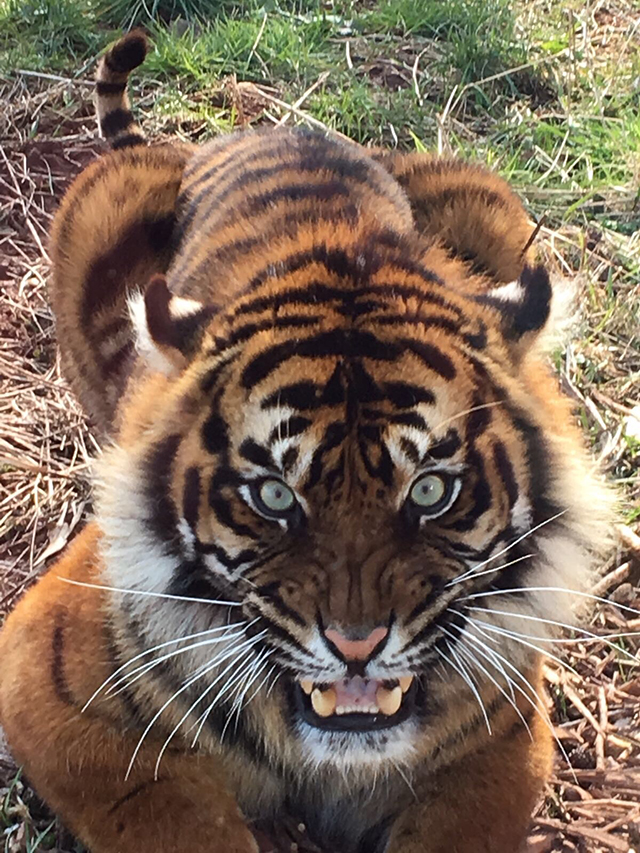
xmin=97 ymin=147 xmax=607 ymax=776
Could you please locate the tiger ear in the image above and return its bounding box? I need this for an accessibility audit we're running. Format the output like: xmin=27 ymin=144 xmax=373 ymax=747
xmin=476 ymin=264 xmax=552 ymax=355
xmin=128 ymin=274 xmax=215 ymax=374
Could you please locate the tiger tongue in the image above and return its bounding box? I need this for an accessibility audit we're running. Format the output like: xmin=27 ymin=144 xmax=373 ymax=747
xmin=333 ymin=676 xmax=380 ymax=710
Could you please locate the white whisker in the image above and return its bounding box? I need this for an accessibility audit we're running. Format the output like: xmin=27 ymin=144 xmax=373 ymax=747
xmin=153 ymin=646 xmax=260 ymax=779
xmin=450 ymin=629 xmax=531 ymax=737
xmin=107 ymin=626 xmax=253 ymax=699
xmin=126 ymin=629 xmax=267 ymax=780
xmin=461 ymin=586 xmax=640 ymax=619
xmin=436 ymin=644 xmax=492 ymax=734
xmin=58 ymin=576 xmax=242 ymax=607
xmin=447 ymin=510 xmax=567 ymax=587
xmin=465 ymin=606 xmax=639 ymax=665
xmin=81 ymin=621 xmax=246 ymax=712
xmin=458 ymin=622 xmax=576 ymax=778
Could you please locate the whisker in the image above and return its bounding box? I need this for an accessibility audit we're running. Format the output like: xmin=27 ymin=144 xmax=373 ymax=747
xmin=461 ymin=586 xmax=640 ymax=619
xmin=390 ymin=760 xmax=418 ymax=803
xmin=221 ymin=650 xmax=274 ymax=742
xmin=450 ymin=629 xmax=531 ymax=738
xmin=447 ymin=510 xmax=567 ymax=587
xmin=107 ymin=626 xmax=252 ymax=699
xmin=81 ymin=621 xmax=247 ymax=712
xmin=436 ymin=644 xmax=492 ymax=734
xmin=188 ymin=644 xmax=269 ymax=750
xmin=451 ymin=553 xmax=534 ymax=585
xmin=464 ymin=606 xmax=639 ymax=666
xmin=462 ymin=615 xmax=581 ymax=677
xmin=58 ymin=576 xmax=242 ymax=607
xmin=432 ymin=400 xmax=504 ymax=433
xmin=458 ymin=623 xmax=576 ymax=778
xmin=153 ymin=646 xmax=259 ymax=779
xmin=126 ymin=629 xmax=267 ymax=780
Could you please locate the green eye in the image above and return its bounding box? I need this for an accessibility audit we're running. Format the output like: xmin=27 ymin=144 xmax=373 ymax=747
xmin=409 ymin=473 xmax=458 ymax=517
xmin=257 ymin=479 xmax=296 ymax=514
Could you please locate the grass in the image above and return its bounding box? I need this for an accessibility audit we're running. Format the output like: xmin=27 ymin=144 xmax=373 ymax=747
xmin=0 ymin=0 xmax=639 ymax=851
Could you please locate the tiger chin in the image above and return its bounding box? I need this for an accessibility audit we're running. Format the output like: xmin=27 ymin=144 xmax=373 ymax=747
xmin=0 ymin=30 xmax=610 ymax=853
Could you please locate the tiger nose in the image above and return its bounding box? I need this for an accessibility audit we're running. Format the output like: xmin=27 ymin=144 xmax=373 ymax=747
xmin=323 ymin=626 xmax=389 ymax=660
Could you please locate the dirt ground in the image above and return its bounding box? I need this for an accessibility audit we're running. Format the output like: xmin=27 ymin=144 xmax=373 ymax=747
xmin=0 ymin=75 xmax=639 ymax=853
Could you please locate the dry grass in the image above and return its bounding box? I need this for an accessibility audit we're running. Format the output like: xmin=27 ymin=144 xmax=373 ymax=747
xmin=1 ymin=47 xmax=639 ymax=853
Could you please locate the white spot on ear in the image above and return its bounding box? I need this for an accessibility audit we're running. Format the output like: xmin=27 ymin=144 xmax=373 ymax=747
xmin=487 ymin=280 xmax=525 ymax=305
xmin=127 ymin=291 xmax=176 ymax=375
xmin=170 ymin=295 xmax=204 ymax=319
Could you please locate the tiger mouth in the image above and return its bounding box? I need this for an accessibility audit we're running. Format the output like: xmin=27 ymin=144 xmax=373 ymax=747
xmin=293 ymin=675 xmax=417 ymax=732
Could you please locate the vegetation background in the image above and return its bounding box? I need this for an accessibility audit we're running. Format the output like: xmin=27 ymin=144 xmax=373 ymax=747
xmin=0 ymin=0 xmax=639 ymax=850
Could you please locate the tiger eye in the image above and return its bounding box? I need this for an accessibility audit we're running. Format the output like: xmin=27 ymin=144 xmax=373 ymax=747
xmin=259 ymin=479 xmax=296 ymax=513
xmin=410 ymin=474 xmax=447 ymax=508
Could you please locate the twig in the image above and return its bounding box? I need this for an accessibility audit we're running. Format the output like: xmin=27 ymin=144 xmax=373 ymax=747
xmin=275 ymin=72 xmax=330 ymax=128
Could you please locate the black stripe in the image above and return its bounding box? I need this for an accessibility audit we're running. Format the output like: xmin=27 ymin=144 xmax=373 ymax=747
xmin=383 ymin=382 xmax=435 ymax=408
xmin=261 ymin=381 xmax=322 ymax=411
xmin=239 ymin=439 xmax=273 ymax=469
xmin=306 ymin=421 xmax=347 ymax=489
xmin=182 ymin=466 xmax=201 ymax=531
xmin=143 ymin=433 xmax=181 ymax=551
xmin=449 ymin=448 xmax=491 ymax=531
xmin=239 ymin=180 xmax=349 ymax=216
xmin=268 ymin=416 xmax=312 ymax=446
xmin=207 ymin=485 xmax=259 ymax=541
xmin=373 ymin=314 xmax=460 ymax=336
xmin=111 ymin=132 xmax=145 ymax=150
xmin=399 ymin=436 xmax=420 ymax=466
xmin=219 ymin=314 xmax=321 ymax=349
xmin=388 ymin=411 xmax=428 ymax=430
xmin=235 ymin=281 xmax=460 ymax=320
xmin=493 ymin=439 xmax=518 ymax=509
xmin=401 ymin=339 xmax=456 ymax=380
xmin=101 ymin=107 xmax=134 ymax=137
xmin=51 ymin=611 xmax=75 ymax=706
xmin=427 ymin=429 xmax=461 ymax=461
xmin=201 ymin=412 xmax=229 ymax=454
xmin=96 ymin=80 xmax=127 ymax=95
xmin=241 ymin=329 xmax=402 ymax=390
xmin=257 ymin=582 xmax=307 ymax=629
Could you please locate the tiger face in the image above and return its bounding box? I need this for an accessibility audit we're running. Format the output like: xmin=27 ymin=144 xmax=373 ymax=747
xmin=98 ymin=218 xmax=597 ymax=773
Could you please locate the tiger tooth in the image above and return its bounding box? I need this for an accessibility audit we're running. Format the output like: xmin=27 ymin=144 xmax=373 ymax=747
xmin=399 ymin=676 xmax=414 ymax=693
xmin=376 ymin=684 xmax=403 ymax=716
xmin=311 ymin=687 xmax=337 ymax=717
xmin=300 ymin=680 xmax=314 ymax=695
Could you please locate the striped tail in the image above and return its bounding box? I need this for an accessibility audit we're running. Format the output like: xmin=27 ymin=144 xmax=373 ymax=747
xmin=95 ymin=30 xmax=149 ymax=150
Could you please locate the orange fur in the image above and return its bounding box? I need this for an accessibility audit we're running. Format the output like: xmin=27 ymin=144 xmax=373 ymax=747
xmin=0 ymin=32 xmax=610 ymax=853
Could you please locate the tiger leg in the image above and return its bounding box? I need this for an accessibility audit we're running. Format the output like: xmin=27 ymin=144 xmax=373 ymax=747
xmin=49 ymin=142 xmax=193 ymax=432
xmin=0 ymin=526 xmax=258 ymax=853
xmin=372 ymin=150 xmax=535 ymax=285
xmin=386 ymin=700 xmax=552 ymax=853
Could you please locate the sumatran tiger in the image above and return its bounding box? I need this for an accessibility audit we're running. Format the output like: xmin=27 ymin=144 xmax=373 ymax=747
xmin=0 ymin=30 xmax=610 ymax=853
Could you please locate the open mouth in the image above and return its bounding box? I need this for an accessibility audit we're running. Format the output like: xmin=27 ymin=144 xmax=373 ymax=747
xmin=292 ymin=675 xmax=417 ymax=731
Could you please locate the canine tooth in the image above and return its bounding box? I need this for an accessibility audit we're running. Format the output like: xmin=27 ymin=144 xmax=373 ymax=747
xmin=377 ymin=685 xmax=402 ymax=716
xmin=311 ymin=687 xmax=336 ymax=717
xmin=300 ymin=680 xmax=314 ymax=695
xmin=399 ymin=676 xmax=414 ymax=693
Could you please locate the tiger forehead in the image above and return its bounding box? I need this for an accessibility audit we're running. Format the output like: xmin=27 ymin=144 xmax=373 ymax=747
xmin=201 ymin=354 xmax=475 ymax=487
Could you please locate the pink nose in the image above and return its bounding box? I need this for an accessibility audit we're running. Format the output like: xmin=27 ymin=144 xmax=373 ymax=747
xmin=323 ymin=626 xmax=389 ymax=661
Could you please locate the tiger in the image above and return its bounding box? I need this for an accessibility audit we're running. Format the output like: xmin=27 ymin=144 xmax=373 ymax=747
xmin=0 ymin=30 xmax=610 ymax=853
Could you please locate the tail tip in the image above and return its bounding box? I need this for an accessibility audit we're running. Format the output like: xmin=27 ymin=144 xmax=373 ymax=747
xmin=106 ymin=30 xmax=149 ymax=74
